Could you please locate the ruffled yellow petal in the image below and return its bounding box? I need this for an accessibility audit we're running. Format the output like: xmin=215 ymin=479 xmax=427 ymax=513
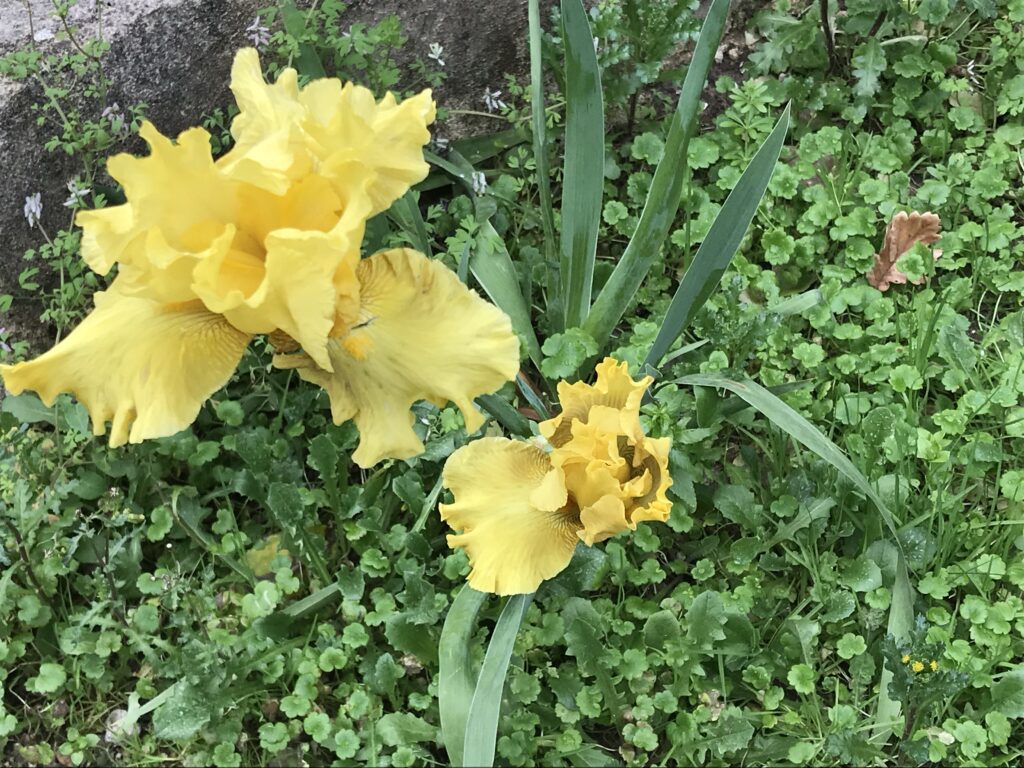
xmin=304 ymin=84 xmax=436 ymax=216
xmin=540 ymin=357 xmax=651 ymax=448
xmin=440 ymin=438 xmax=578 ymax=595
xmin=77 ymin=122 xmax=236 ymax=276
xmin=273 ymin=248 xmax=520 ymax=468
xmin=225 ymin=229 xmax=360 ymax=370
xmin=0 ymin=280 xmax=250 ymax=447
xmin=116 ymin=225 xmax=235 ymax=305
xmin=578 ymin=495 xmax=628 ymax=546
xmin=547 ymin=403 xmax=672 ymax=541
xmin=219 ymin=49 xmax=434 ymax=214
xmin=219 ymin=48 xmax=309 ymax=194
xmin=629 ymin=435 xmax=673 ymax=525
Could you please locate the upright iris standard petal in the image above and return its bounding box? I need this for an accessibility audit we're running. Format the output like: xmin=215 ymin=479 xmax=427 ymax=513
xmin=440 ymin=438 xmax=579 ymax=596
xmin=221 ymin=48 xmax=436 ymax=215
xmin=303 ymin=84 xmax=436 ymax=216
xmin=273 ymin=249 xmax=520 ymax=468
xmin=77 ymin=122 xmax=236 ymax=277
xmin=541 ymin=357 xmax=650 ymax=448
xmin=0 ymin=281 xmax=251 ymax=447
xmin=220 ymin=48 xmax=308 ymax=194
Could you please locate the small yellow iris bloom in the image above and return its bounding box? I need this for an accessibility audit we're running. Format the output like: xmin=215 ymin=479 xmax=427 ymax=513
xmin=0 ymin=49 xmax=519 ymax=467
xmin=440 ymin=358 xmax=672 ymax=595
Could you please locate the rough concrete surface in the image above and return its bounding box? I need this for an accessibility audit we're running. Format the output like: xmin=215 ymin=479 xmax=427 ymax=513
xmin=0 ymin=0 xmax=537 ymax=353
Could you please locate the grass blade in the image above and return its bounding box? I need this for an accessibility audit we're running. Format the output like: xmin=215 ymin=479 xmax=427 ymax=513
xmin=559 ymin=0 xmax=604 ymax=329
xmin=528 ymin=0 xmax=560 ymax=322
xmin=644 ymin=104 xmax=790 ymax=367
xmin=477 ymin=393 xmax=532 ymax=437
xmin=439 ymin=585 xmax=488 ymax=766
xmin=584 ymin=0 xmax=731 ymax=350
xmin=464 ymin=593 xmax=534 ymax=767
xmin=675 ymin=373 xmax=914 ymax=741
xmin=676 ymin=373 xmax=903 ymax=541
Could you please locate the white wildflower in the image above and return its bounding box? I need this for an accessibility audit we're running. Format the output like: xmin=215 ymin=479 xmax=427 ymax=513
xmin=63 ymin=180 xmax=90 ymax=208
xmin=23 ymin=192 xmax=42 ymax=228
xmin=966 ymin=59 xmax=981 ymax=88
xmin=482 ymin=87 xmax=507 ymax=113
xmin=246 ymin=15 xmax=271 ymax=49
xmin=102 ymin=102 xmax=129 ymax=138
xmin=428 ymin=42 xmax=445 ymax=67
xmin=471 ymin=171 xmax=488 ymax=196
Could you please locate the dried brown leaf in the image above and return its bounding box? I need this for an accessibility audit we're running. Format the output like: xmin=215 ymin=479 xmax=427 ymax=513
xmin=866 ymin=211 xmax=941 ymax=291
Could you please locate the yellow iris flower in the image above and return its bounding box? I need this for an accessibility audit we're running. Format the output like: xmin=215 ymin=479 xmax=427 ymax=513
xmin=0 ymin=49 xmax=519 ymax=467
xmin=440 ymin=358 xmax=672 ymax=595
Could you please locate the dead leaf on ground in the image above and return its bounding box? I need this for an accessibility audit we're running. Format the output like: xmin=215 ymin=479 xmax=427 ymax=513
xmin=866 ymin=211 xmax=942 ymax=291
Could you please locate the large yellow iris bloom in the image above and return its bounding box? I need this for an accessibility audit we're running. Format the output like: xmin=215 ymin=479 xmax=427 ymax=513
xmin=0 ymin=49 xmax=519 ymax=467
xmin=440 ymin=358 xmax=672 ymax=595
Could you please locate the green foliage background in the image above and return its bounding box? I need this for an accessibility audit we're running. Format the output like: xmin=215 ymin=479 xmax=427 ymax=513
xmin=2 ymin=0 xmax=1024 ymax=765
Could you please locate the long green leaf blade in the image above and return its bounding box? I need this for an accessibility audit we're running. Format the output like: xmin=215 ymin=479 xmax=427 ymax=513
xmin=674 ymin=373 xmax=914 ymax=740
xmin=387 ymin=191 xmax=432 ymax=257
xmin=584 ymin=0 xmax=731 ymax=349
xmin=559 ymin=0 xmax=604 ymax=329
xmin=528 ymin=0 xmax=560 ymax=322
xmin=472 ymin=221 xmax=543 ymax=367
xmin=425 ymin=150 xmax=542 ymax=367
xmin=477 ymin=393 xmax=532 ymax=437
xmin=675 ymin=373 xmax=902 ymax=541
xmin=645 ymin=104 xmax=791 ymax=368
xmin=439 ymin=586 xmax=488 ymax=766
xmin=463 ymin=593 xmax=534 ymax=767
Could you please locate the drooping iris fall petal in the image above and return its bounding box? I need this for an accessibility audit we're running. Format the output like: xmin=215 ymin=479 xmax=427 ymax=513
xmin=0 ymin=281 xmax=250 ymax=447
xmin=274 ymin=249 xmax=521 ymax=468
xmin=440 ymin=438 xmax=579 ymax=596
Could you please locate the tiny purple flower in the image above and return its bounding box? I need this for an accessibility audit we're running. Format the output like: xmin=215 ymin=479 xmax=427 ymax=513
xmin=246 ymin=15 xmax=271 ymax=49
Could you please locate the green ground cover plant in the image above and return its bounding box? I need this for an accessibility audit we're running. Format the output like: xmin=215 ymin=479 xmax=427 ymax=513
xmin=1 ymin=0 xmax=1023 ymax=765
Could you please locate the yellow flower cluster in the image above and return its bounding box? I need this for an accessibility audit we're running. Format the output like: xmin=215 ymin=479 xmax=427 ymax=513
xmin=441 ymin=359 xmax=672 ymax=595
xmin=901 ymin=654 xmax=939 ymax=673
xmin=1 ymin=49 xmax=519 ymax=468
